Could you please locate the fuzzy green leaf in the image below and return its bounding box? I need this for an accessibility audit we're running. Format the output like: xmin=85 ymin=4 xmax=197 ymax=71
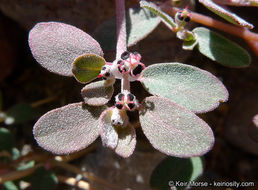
xmin=140 ymin=63 xmax=228 ymax=113
xmin=199 ymin=0 xmax=253 ymax=29
xmin=139 ymin=96 xmax=214 ymax=157
xmin=33 ymin=102 xmax=106 ymax=154
xmin=194 ymin=27 xmax=250 ymax=67
xmin=6 ymin=103 xmax=36 ymax=125
xmin=140 ymin=0 xmax=176 ymax=29
xmin=72 ymin=54 xmax=106 ymax=84
xmin=31 ymin=167 xmax=57 ymax=190
xmin=94 ymin=6 xmax=160 ymax=51
xmin=0 ymin=127 xmax=14 ymax=152
xmin=81 ymin=80 xmax=114 ymax=106
xmin=150 ymin=157 xmax=203 ymax=190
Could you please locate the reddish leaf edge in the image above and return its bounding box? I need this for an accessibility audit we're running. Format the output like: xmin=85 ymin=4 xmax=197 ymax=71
xmin=33 ymin=102 xmax=100 ymax=155
xmin=140 ymin=96 xmax=215 ymax=158
xmin=29 ymin=21 xmax=104 ymax=77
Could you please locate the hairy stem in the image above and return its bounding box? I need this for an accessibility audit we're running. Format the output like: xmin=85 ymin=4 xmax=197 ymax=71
xmin=116 ymin=0 xmax=127 ymax=59
xmin=121 ymin=74 xmax=130 ymax=92
xmin=161 ymin=4 xmax=258 ymax=42
xmin=116 ymin=0 xmax=130 ymax=92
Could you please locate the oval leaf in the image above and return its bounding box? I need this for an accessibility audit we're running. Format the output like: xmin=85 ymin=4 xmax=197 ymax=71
xmin=29 ymin=22 xmax=103 ymax=76
xmin=94 ymin=6 xmax=160 ymax=51
xmin=99 ymin=108 xmax=136 ymax=158
xmin=72 ymin=54 xmax=106 ymax=83
xmin=33 ymin=102 xmax=105 ymax=154
xmin=150 ymin=157 xmax=203 ymax=190
xmin=139 ymin=96 xmax=214 ymax=157
xmin=81 ymin=80 xmax=114 ymax=106
xmin=194 ymin=27 xmax=250 ymax=67
xmin=140 ymin=62 xmax=228 ymax=113
xmin=199 ymin=0 xmax=253 ymax=29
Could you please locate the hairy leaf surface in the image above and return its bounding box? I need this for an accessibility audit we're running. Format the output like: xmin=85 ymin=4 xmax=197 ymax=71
xmin=33 ymin=102 xmax=105 ymax=154
xmin=140 ymin=63 xmax=228 ymax=113
xmin=139 ymin=96 xmax=214 ymax=157
xmin=199 ymin=0 xmax=253 ymax=29
xmin=29 ymin=22 xmax=103 ymax=76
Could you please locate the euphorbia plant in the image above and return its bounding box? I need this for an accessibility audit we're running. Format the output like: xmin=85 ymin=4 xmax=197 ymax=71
xmin=29 ymin=0 xmax=228 ymax=158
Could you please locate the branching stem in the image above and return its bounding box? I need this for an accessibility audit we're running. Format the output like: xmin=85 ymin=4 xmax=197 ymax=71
xmin=161 ymin=4 xmax=258 ymax=42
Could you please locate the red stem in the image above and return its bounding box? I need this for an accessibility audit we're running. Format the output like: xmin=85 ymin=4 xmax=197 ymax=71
xmin=161 ymin=6 xmax=258 ymax=42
